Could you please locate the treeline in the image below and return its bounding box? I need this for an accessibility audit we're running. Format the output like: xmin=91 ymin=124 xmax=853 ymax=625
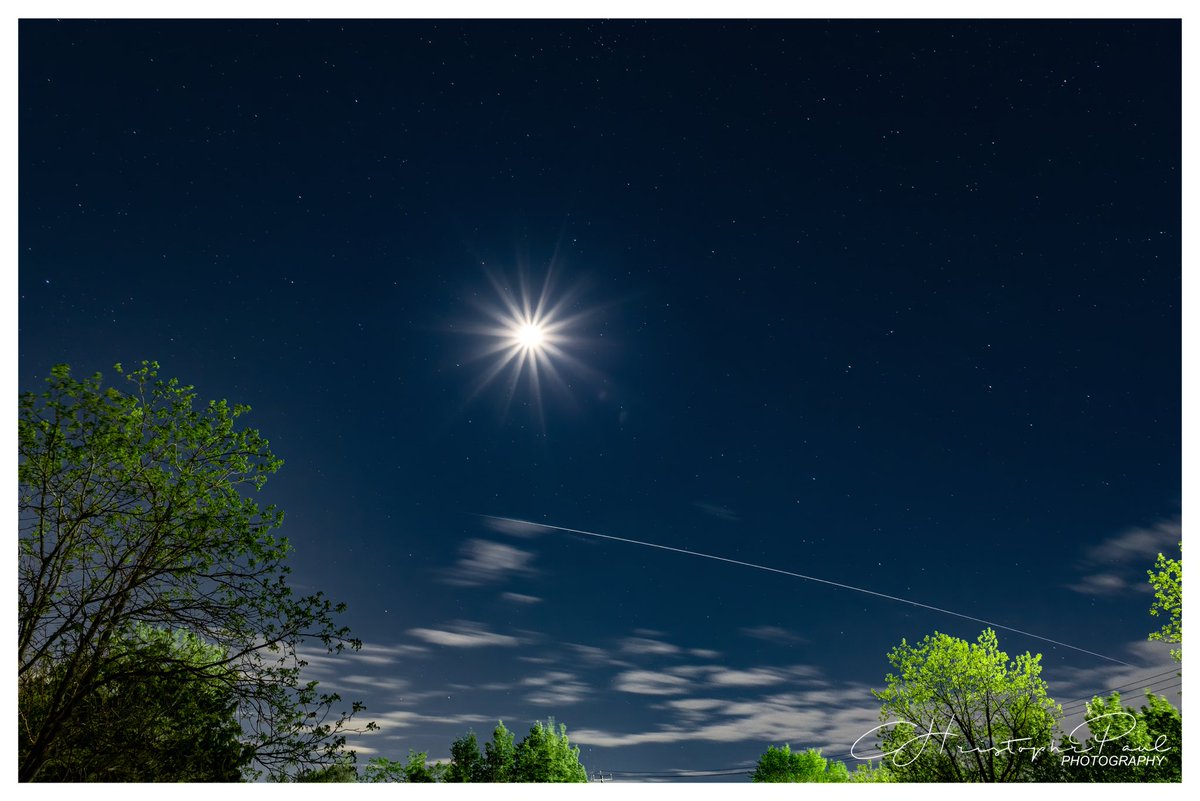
xmin=752 ymin=625 xmax=1182 ymax=783
xmin=301 ymin=719 xmax=588 ymax=783
xmin=16 ymin=364 xmax=1185 ymax=783
xmin=752 ymin=544 xmax=1182 ymax=783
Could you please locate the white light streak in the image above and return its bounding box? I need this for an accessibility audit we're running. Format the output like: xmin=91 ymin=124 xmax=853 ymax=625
xmin=479 ymin=514 xmax=1131 ymax=667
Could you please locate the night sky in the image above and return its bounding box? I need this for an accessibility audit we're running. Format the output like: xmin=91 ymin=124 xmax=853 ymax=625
xmin=18 ymin=18 xmax=1182 ymax=780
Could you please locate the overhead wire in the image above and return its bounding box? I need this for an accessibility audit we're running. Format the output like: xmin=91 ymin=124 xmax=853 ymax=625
xmin=593 ymin=666 xmax=1182 ymax=779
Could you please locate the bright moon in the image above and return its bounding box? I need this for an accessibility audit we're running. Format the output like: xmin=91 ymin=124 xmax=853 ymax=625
xmin=515 ymin=323 xmax=545 ymax=349
xmin=461 ymin=266 xmax=598 ymax=428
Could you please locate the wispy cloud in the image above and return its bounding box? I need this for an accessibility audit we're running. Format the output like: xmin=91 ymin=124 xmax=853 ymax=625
xmin=572 ymin=682 xmax=880 ymax=751
xmin=620 ymin=636 xmax=681 ymax=656
xmin=521 ymin=670 xmax=592 ymax=706
xmin=614 ymin=669 xmax=695 ymax=696
xmin=501 ymin=591 xmax=542 ymax=604
xmin=483 ymin=516 xmax=547 ymax=538
xmin=1082 ymin=519 xmax=1181 ymax=563
xmin=740 ymin=624 xmax=809 ymax=646
xmin=613 ymin=663 xmax=821 ymax=696
xmin=566 ymin=642 xmax=633 ymax=669
xmin=407 ymin=620 xmax=525 ymax=648
xmin=297 ymin=641 xmax=430 ymax=685
xmin=695 ymin=501 xmax=740 ymax=522
xmin=443 ymin=538 xmax=537 ymax=586
xmin=1043 ymin=640 xmax=1181 ymax=731
xmin=1066 ymin=517 xmax=1180 ymax=596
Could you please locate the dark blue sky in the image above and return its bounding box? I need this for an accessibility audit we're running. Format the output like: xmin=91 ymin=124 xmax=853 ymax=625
xmin=18 ymin=18 xmax=1181 ymax=780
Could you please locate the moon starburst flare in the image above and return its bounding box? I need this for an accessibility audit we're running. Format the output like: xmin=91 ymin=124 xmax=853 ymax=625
xmin=458 ymin=266 xmax=599 ymax=425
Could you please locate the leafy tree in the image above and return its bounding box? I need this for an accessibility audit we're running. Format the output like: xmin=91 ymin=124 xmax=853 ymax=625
xmin=848 ymin=760 xmax=895 ymax=782
xmin=483 ymin=720 xmax=517 ymax=781
xmin=296 ymin=757 xmax=359 ymax=782
xmin=20 ymin=624 xmax=250 ymax=781
xmin=361 ymin=751 xmax=447 ymax=783
xmin=359 ymin=719 xmax=587 ymax=784
xmin=513 ymin=718 xmax=588 ymax=782
xmin=1053 ymin=691 xmax=1181 ymax=783
xmin=447 ymin=731 xmax=487 ymax=782
xmin=359 ymin=756 xmax=405 ymax=783
xmin=871 ymin=628 xmax=1060 ymax=782
xmin=18 ymin=362 xmax=371 ymax=781
xmin=751 ymin=745 xmax=849 ymax=782
xmin=1148 ymin=543 xmax=1181 ymax=661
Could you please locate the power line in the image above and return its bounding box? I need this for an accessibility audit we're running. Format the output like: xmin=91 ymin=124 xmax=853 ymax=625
xmin=1058 ymin=682 xmax=1181 ymax=717
xmin=1057 ymin=669 xmax=1181 ymax=715
xmin=595 ymin=667 xmax=1183 ymax=779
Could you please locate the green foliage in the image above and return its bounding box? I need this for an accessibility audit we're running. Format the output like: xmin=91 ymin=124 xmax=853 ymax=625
xmin=871 ymin=628 xmax=1060 ymax=782
xmin=484 ymin=720 xmax=517 ymax=781
xmin=513 ymin=719 xmax=588 ymax=783
xmin=751 ymin=744 xmax=849 ymax=783
xmin=361 ymin=752 xmax=447 ymax=783
xmin=447 ymin=731 xmax=487 ymax=782
xmin=18 ymin=362 xmax=371 ymax=781
xmin=20 ymin=624 xmax=251 ymax=781
xmin=360 ymin=756 xmax=406 ymax=783
xmin=1052 ymin=691 xmax=1181 ymax=783
xmin=363 ymin=719 xmax=587 ymax=783
xmin=296 ymin=757 xmax=359 ymax=782
xmin=848 ymin=760 xmax=895 ymax=782
xmin=1148 ymin=543 xmax=1182 ymax=661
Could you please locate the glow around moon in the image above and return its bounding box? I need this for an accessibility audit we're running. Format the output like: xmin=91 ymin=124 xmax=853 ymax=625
xmin=460 ymin=267 xmax=597 ymax=423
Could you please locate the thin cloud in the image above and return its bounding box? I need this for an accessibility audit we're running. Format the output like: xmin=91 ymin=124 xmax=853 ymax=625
xmin=613 ymin=662 xmax=822 ymax=695
xmin=1065 ymin=572 xmax=1130 ymax=595
xmin=483 ymin=516 xmax=547 ymax=538
xmin=408 ymin=620 xmax=524 ymax=648
xmin=1042 ymin=640 xmax=1182 ymax=733
xmin=566 ymin=642 xmax=633 ymax=669
xmin=614 ymin=669 xmax=694 ymax=696
xmin=443 ymin=538 xmax=537 ymax=587
xmin=741 ymin=624 xmax=809 ymax=646
xmin=572 ymin=683 xmax=881 ymax=750
xmin=501 ymin=592 xmax=543 ymax=604
xmin=296 ymin=641 xmax=430 ymax=684
xmin=1083 ymin=518 xmax=1181 ymax=563
xmin=695 ymin=501 xmax=740 ymax=522
xmin=706 ymin=667 xmax=795 ymax=688
xmin=521 ymin=670 xmax=592 ymax=707
xmin=1066 ymin=518 xmax=1180 ymax=596
xmin=620 ymin=636 xmax=681 ymax=656
xmin=689 ymin=648 xmax=722 ymax=659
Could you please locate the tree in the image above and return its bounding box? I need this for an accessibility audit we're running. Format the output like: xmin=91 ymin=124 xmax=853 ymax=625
xmin=513 ymin=719 xmax=588 ymax=783
xmin=1148 ymin=543 xmax=1181 ymax=661
xmin=483 ymin=720 xmax=517 ymax=781
xmin=751 ymin=745 xmax=849 ymax=783
xmin=848 ymin=761 xmax=895 ymax=782
xmin=18 ymin=362 xmax=371 ymax=781
xmin=361 ymin=752 xmax=447 ymax=783
xmin=296 ymin=757 xmax=358 ymax=782
xmin=1055 ymin=691 xmax=1182 ymax=783
xmin=20 ymin=624 xmax=250 ymax=781
xmin=360 ymin=719 xmax=588 ymax=784
xmin=871 ymin=628 xmax=1060 ymax=782
xmin=446 ymin=731 xmax=487 ymax=782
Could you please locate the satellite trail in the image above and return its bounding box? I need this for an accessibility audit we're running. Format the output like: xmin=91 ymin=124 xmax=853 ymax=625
xmin=480 ymin=514 xmax=1130 ymax=667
